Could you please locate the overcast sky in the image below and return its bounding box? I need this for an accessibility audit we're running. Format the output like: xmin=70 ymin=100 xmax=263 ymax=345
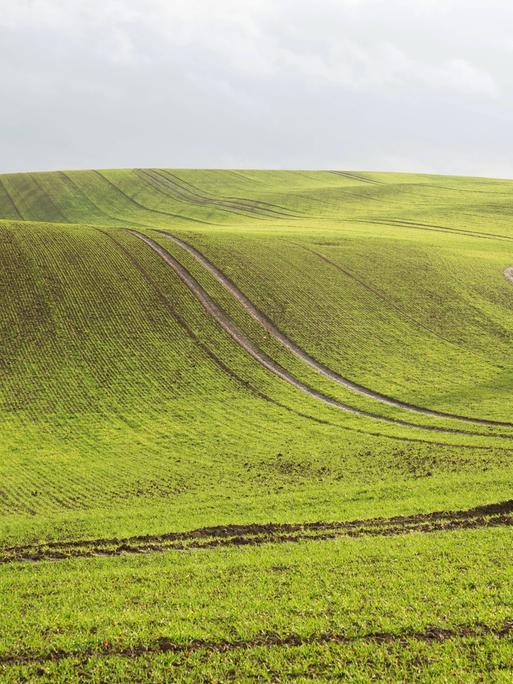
xmin=2 ymin=0 xmax=513 ymax=177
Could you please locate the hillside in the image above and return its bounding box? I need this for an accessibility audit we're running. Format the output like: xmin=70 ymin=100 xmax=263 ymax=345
xmin=1 ymin=169 xmax=513 ymax=681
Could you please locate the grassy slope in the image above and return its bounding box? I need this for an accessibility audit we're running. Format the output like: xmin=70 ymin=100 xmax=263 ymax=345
xmin=1 ymin=168 xmax=512 ymax=680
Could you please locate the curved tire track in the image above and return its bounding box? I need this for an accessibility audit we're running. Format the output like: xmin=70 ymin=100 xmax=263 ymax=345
xmin=154 ymin=230 xmax=513 ymax=429
xmin=138 ymin=169 xmax=299 ymax=220
xmin=131 ymin=230 xmax=513 ymax=439
xmin=329 ymin=170 xmax=382 ymax=185
xmin=99 ymin=230 xmax=511 ymax=453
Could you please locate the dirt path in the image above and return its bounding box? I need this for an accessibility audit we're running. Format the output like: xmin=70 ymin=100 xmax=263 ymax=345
xmin=504 ymin=267 xmax=513 ymax=284
xmin=131 ymin=230 xmax=513 ymax=439
xmin=2 ymin=499 xmax=512 ymax=565
xmin=155 ymin=230 xmax=513 ymax=429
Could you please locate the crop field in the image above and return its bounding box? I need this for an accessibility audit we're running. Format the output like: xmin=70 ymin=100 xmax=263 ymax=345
xmin=1 ymin=168 xmax=513 ymax=681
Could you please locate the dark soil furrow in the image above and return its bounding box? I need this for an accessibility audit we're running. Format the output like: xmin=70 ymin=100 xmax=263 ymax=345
xmin=1 ymin=621 xmax=512 ymax=666
xmin=155 ymin=230 xmax=513 ymax=429
xmin=3 ymin=500 xmax=512 ymax=565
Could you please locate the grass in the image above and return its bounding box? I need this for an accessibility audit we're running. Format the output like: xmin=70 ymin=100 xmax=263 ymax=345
xmin=1 ymin=168 xmax=513 ymax=680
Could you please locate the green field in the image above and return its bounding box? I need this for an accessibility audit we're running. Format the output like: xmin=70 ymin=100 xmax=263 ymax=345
xmin=1 ymin=168 xmax=512 ymax=681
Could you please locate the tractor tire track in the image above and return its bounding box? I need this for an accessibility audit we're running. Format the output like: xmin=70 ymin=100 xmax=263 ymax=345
xmin=1 ymin=621 xmax=512 ymax=666
xmin=359 ymin=218 xmax=513 ymax=244
xmin=150 ymin=169 xmax=299 ymax=217
xmin=98 ymin=230 xmax=511 ymax=453
xmin=138 ymin=169 xmax=263 ymax=220
xmin=29 ymin=174 xmax=69 ymax=223
xmin=2 ymin=499 xmax=512 ymax=565
xmin=132 ymin=230 xmax=513 ymax=438
xmin=328 ymin=171 xmax=382 ymax=185
xmin=154 ymin=230 xmax=513 ymax=429
xmin=159 ymin=169 xmax=301 ymax=215
xmin=92 ymin=171 xmax=215 ymax=226
xmin=298 ymin=243 xmax=506 ymax=369
xmin=0 ymin=179 xmax=23 ymax=220
xmin=138 ymin=169 xmax=299 ymax=219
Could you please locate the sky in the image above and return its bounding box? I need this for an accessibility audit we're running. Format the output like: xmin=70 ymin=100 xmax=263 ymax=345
xmin=1 ymin=0 xmax=513 ymax=177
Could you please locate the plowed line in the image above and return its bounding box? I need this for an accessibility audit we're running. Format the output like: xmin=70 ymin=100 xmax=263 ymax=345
xmin=2 ymin=500 xmax=512 ymax=564
xmin=154 ymin=230 xmax=513 ymax=429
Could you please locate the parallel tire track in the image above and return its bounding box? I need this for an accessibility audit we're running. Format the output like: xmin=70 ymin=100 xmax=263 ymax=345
xmin=137 ymin=169 xmax=299 ymax=219
xmin=92 ymin=231 xmax=512 ymax=452
xmin=358 ymin=218 xmax=513 ymax=245
xmin=0 ymin=179 xmax=23 ymax=220
xmin=154 ymin=230 xmax=513 ymax=429
xmin=328 ymin=170 xmax=382 ymax=185
xmin=93 ymin=171 xmax=214 ymax=226
xmin=2 ymin=621 xmax=512 ymax=666
xmin=131 ymin=230 xmax=513 ymax=439
xmin=2 ymin=500 xmax=512 ymax=564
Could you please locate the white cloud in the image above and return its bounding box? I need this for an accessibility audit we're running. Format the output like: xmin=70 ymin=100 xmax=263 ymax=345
xmin=0 ymin=0 xmax=511 ymax=174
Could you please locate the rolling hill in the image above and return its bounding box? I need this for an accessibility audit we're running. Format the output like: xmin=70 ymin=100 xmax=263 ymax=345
xmin=1 ymin=168 xmax=512 ymax=681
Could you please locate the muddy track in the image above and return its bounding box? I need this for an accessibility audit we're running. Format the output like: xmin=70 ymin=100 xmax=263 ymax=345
xmin=154 ymin=230 xmax=513 ymax=429
xmin=2 ymin=620 xmax=512 ymax=666
xmin=132 ymin=230 xmax=513 ymax=439
xmin=505 ymin=267 xmax=513 ymax=285
xmin=2 ymin=500 xmax=512 ymax=565
xmin=137 ymin=169 xmax=299 ymax=220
